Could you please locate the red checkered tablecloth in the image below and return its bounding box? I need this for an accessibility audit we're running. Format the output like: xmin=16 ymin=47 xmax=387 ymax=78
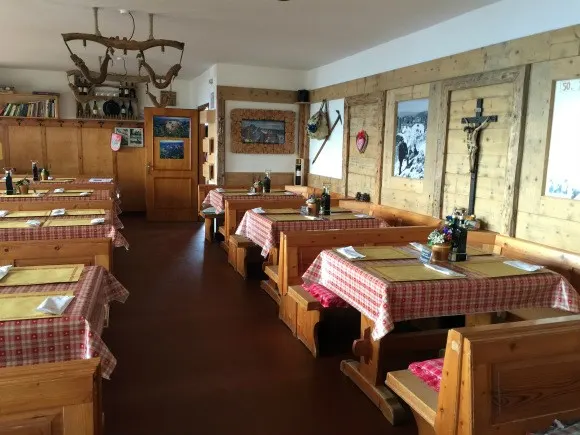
xmin=0 ymin=212 xmax=129 ymax=249
xmin=203 ymin=190 xmax=300 ymax=214
xmin=236 ymin=210 xmax=389 ymax=257
xmin=0 ymin=190 xmax=122 ymax=215
xmin=0 ymin=266 xmax=129 ymax=379
xmin=302 ymin=250 xmax=580 ymax=340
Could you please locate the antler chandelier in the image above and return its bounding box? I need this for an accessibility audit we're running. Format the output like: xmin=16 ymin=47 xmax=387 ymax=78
xmin=62 ymin=7 xmax=185 ymax=107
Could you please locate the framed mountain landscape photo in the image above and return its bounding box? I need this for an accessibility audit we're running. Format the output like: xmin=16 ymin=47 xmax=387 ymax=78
xmin=231 ymin=108 xmax=295 ymax=154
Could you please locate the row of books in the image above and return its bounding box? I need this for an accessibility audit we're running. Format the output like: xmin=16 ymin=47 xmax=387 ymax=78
xmin=0 ymin=99 xmax=57 ymax=118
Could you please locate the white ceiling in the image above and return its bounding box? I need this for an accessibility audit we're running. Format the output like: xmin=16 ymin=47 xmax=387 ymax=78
xmin=0 ymin=0 xmax=502 ymax=79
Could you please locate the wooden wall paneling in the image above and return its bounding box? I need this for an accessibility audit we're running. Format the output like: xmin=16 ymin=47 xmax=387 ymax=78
xmin=433 ymin=66 xmax=527 ymax=236
xmin=309 ymin=25 xmax=580 ymax=103
xmin=7 ymin=125 xmax=43 ymax=172
xmin=116 ymin=148 xmax=146 ymax=211
xmin=45 ymin=126 xmax=81 ymax=174
xmin=381 ymin=83 xmax=438 ymax=214
xmin=297 ymin=103 xmax=310 ymax=185
xmin=343 ymin=92 xmax=386 ymax=200
xmin=0 ymin=123 xmax=6 ymax=166
xmin=516 ymin=55 xmax=580 ymax=252
xmin=81 ymin=127 xmax=114 ymax=176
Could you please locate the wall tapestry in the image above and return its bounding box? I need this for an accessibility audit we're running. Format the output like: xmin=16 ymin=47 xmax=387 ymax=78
xmin=545 ymin=78 xmax=580 ymax=200
xmin=231 ymin=108 xmax=295 ymax=154
xmin=393 ymin=99 xmax=428 ymax=179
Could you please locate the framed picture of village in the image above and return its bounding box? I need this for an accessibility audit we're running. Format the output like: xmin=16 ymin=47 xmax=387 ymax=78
xmin=230 ymin=108 xmax=295 ymax=154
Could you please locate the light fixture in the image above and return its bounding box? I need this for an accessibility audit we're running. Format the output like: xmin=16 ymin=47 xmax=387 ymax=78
xmin=62 ymin=7 xmax=185 ymax=107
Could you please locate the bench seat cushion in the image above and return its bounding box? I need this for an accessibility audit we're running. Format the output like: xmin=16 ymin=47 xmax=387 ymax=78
xmin=408 ymin=358 xmax=444 ymax=392
xmin=529 ymin=421 xmax=580 ymax=434
xmin=202 ymin=207 xmax=223 ymax=216
xmin=302 ymin=283 xmax=349 ymax=309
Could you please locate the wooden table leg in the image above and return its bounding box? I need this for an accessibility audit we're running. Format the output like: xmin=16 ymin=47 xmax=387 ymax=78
xmin=341 ymin=314 xmax=448 ymax=425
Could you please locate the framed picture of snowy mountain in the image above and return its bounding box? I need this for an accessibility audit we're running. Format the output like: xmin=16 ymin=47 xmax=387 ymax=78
xmin=393 ymin=99 xmax=428 ymax=179
xmin=545 ymin=79 xmax=580 ymax=201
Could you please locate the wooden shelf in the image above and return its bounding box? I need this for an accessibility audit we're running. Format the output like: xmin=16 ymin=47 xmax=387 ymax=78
xmin=0 ymin=93 xmax=59 ymax=104
xmin=75 ymin=95 xmax=139 ymax=104
xmin=76 ymin=117 xmax=143 ymax=123
xmin=202 ymin=137 xmax=215 ymax=153
xmin=0 ymin=116 xmax=55 ymax=120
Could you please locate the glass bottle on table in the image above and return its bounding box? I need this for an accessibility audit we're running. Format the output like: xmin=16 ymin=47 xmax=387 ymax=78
xmin=320 ymin=184 xmax=331 ymax=215
xmin=31 ymin=161 xmax=39 ymax=181
xmin=263 ymin=169 xmax=271 ymax=193
xmin=4 ymin=169 xmax=13 ymax=195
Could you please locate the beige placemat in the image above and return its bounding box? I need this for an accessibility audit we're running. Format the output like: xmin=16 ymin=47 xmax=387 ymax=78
xmin=368 ymin=264 xmax=463 ymax=282
xmin=263 ymin=208 xmax=300 ymax=214
xmin=456 ymin=261 xmax=544 ymax=277
xmin=50 ymin=189 xmax=94 ymax=197
xmin=40 ymin=178 xmax=75 ymax=183
xmin=467 ymin=246 xmax=493 ymax=256
xmin=0 ymin=190 xmax=49 ymax=197
xmin=64 ymin=209 xmax=106 ymax=216
xmin=325 ymin=213 xmax=373 ymax=221
xmin=331 ymin=207 xmax=351 ymax=214
xmin=0 ymin=294 xmax=71 ymax=321
xmin=0 ymin=290 xmax=74 ymax=299
xmin=0 ymin=264 xmax=84 ymax=287
xmin=43 ymin=218 xmax=100 ymax=227
xmin=4 ymin=210 xmax=51 ymax=218
xmin=267 ymin=214 xmax=318 ymax=222
xmin=336 ymin=246 xmax=417 ymax=261
xmin=0 ymin=220 xmax=45 ymax=229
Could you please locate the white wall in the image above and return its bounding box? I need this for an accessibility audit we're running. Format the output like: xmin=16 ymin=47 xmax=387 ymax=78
xmin=0 ymin=67 xmax=193 ymax=119
xmin=216 ymin=63 xmax=306 ymax=90
xmin=225 ymin=100 xmax=298 ymax=173
xmin=307 ymin=0 xmax=580 ymax=89
xmin=308 ymin=99 xmax=344 ymax=179
xmin=190 ymin=64 xmax=217 ymax=108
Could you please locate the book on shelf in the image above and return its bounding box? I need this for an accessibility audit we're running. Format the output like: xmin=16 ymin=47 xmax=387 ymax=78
xmin=0 ymin=99 xmax=57 ymax=118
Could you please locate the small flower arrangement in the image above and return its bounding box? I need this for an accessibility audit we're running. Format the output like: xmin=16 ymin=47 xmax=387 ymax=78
xmin=427 ymin=223 xmax=453 ymax=246
xmin=15 ymin=177 xmax=30 ymax=186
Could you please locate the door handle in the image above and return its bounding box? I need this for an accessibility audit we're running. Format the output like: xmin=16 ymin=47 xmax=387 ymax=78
xmin=146 ymin=162 xmax=153 ymax=174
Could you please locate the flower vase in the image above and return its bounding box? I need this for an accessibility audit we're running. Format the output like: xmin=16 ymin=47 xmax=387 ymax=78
xmin=431 ymin=244 xmax=451 ymax=262
xmin=18 ymin=185 xmax=29 ymax=195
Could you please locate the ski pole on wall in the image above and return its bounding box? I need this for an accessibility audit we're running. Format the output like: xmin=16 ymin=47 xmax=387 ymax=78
xmin=312 ymin=110 xmax=343 ymax=164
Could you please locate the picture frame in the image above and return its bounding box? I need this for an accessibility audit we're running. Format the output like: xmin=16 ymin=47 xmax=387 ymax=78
xmin=393 ymin=98 xmax=428 ymax=179
xmin=115 ymin=127 xmax=144 ymax=147
xmin=230 ymin=108 xmax=295 ymax=154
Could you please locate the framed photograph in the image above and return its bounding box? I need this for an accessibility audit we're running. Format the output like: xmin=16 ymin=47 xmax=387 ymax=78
xmin=153 ymin=116 xmax=190 ymax=138
xmin=545 ymin=78 xmax=580 ymax=200
xmin=393 ymin=99 xmax=428 ymax=179
xmin=231 ymin=108 xmax=295 ymax=154
xmin=114 ymin=127 xmax=130 ymax=147
xmin=159 ymin=140 xmax=185 ymax=160
xmin=129 ymin=128 xmax=144 ymax=147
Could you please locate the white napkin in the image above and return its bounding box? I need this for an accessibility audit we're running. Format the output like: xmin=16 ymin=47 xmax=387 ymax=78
xmin=53 ymin=188 xmax=65 ymax=193
xmin=26 ymin=219 xmax=42 ymax=227
xmin=247 ymin=192 xmax=258 ymax=196
xmin=216 ymin=188 xmax=225 ymax=193
xmin=424 ymin=263 xmax=466 ymax=277
xmin=89 ymin=178 xmax=113 ymax=183
xmin=0 ymin=210 xmax=8 ymax=217
xmin=47 ymin=176 xmax=54 ymax=180
xmin=336 ymin=246 xmax=366 ymax=259
xmin=409 ymin=242 xmax=427 ymax=251
xmin=90 ymin=217 xmax=105 ymax=225
xmin=79 ymin=192 xmax=91 ymax=197
xmin=354 ymin=214 xmax=372 ymax=218
xmin=503 ymin=260 xmax=544 ymax=272
xmin=0 ymin=265 xmax=13 ymax=281
xmin=284 ymin=192 xmax=295 ymax=195
xmin=252 ymin=207 xmax=266 ymax=214
xmin=304 ymin=215 xmax=322 ymax=221
xmin=36 ymin=295 xmax=74 ymax=315
xmin=51 ymin=208 xmax=66 ymax=216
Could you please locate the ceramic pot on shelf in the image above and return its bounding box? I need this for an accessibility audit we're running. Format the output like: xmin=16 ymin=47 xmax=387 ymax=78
xmin=431 ymin=244 xmax=451 ymax=262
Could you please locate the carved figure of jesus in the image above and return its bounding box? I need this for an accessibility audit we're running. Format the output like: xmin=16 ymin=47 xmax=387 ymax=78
xmin=463 ymin=117 xmax=490 ymax=173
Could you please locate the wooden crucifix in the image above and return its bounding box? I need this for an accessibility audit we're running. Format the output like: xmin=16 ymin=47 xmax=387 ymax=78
xmin=461 ymin=98 xmax=499 ymax=215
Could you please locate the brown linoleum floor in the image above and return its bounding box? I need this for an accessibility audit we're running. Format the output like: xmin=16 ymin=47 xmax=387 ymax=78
xmin=103 ymin=215 xmax=417 ymax=435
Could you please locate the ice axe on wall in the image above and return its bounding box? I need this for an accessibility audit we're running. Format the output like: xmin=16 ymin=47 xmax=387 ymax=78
xmin=312 ymin=110 xmax=343 ymax=164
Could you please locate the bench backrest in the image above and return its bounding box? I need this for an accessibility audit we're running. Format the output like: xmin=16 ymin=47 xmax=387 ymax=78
xmin=198 ymin=184 xmax=287 ymax=215
xmin=279 ymin=224 xmax=439 ymax=296
xmin=436 ymin=315 xmax=580 ymax=435
xmin=338 ymin=200 xmax=442 ymax=227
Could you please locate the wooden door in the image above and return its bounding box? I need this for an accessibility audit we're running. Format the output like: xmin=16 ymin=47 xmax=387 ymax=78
xmin=145 ymin=107 xmax=199 ymax=221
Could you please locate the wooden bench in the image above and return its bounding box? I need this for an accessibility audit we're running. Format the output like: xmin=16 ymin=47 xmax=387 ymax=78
xmin=278 ymin=223 xmax=441 ymax=356
xmin=228 ymin=234 xmax=260 ymax=279
xmin=200 ymin=206 xmax=223 ymax=242
xmin=467 ymin=231 xmax=580 ymax=322
xmin=386 ymin=315 xmax=580 ymax=434
xmin=0 ymin=358 xmax=102 ymax=434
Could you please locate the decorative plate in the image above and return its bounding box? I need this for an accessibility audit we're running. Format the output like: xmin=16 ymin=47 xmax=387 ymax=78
xmin=356 ymin=130 xmax=369 ymax=153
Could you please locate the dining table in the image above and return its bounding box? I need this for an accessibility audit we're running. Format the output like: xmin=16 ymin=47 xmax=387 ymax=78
xmin=203 ymin=188 xmax=301 ymax=214
xmin=301 ymin=245 xmax=580 ymax=424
